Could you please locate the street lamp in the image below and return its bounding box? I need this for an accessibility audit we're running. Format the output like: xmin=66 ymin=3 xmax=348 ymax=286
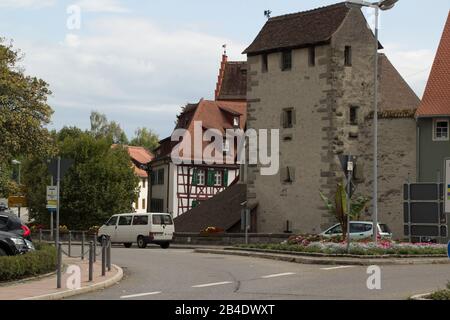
xmin=11 ymin=160 xmax=21 ymax=185
xmin=346 ymin=0 xmax=399 ymax=243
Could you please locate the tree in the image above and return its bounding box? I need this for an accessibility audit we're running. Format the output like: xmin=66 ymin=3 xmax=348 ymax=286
xmin=23 ymin=130 xmax=139 ymax=229
xmin=130 ymin=127 xmax=160 ymax=152
xmin=319 ymin=181 xmax=370 ymax=240
xmin=0 ymin=39 xmax=54 ymax=197
xmin=90 ymin=111 xmax=128 ymax=145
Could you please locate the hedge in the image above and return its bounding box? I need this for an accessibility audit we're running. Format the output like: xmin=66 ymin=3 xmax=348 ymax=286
xmin=0 ymin=244 xmax=57 ymax=282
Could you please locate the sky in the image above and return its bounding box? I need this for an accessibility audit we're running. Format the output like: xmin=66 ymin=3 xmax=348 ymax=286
xmin=0 ymin=0 xmax=449 ymax=139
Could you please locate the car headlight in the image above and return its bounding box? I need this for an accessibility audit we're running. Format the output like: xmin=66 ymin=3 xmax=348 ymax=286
xmin=10 ymin=237 xmax=26 ymax=246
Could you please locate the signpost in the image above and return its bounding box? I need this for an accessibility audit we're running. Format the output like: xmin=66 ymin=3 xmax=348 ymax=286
xmin=8 ymin=196 xmax=27 ymax=218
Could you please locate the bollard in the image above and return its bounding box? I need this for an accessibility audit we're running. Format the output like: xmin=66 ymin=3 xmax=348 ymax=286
xmin=57 ymin=243 xmax=62 ymax=289
xmin=101 ymin=238 xmax=106 ymax=277
xmin=89 ymin=241 xmax=94 ymax=282
xmin=68 ymin=231 xmax=72 ymax=257
xmin=81 ymin=232 xmax=85 ymax=260
xmin=107 ymin=236 xmax=111 ymax=272
xmin=39 ymin=229 xmax=42 ymax=243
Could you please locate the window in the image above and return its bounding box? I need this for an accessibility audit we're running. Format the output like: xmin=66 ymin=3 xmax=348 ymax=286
xmin=233 ymin=116 xmax=240 ymax=127
xmin=349 ymin=106 xmax=359 ymax=125
xmin=135 ymin=198 xmax=139 ymax=210
xmin=152 ymin=214 xmax=173 ymax=225
xmin=223 ymin=139 xmax=230 ymax=153
xmin=262 ymin=53 xmax=268 ymax=72
xmin=282 ymin=166 xmax=295 ymax=183
xmin=283 ymin=109 xmax=294 ymax=128
xmin=157 ymin=169 xmax=165 ymax=185
xmin=281 ymin=50 xmax=292 ymax=71
xmin=433 ymin=119 xmax=449 ymax=141
xmin=142 ymin=179 xmax=146 ymax=189
xmin=133 ymin=215 xmax=149 ymax=226
xmin=118 ymin=216 xmax=133 ymax=226
xmin=0 ymin=216 xmax=7 ymax=228
xmin=197 ymin=170 xmax=205 ymax=186
xmin=308 ymin=46 xmax=316 ymax=66
xmin=214 ymin=171 xmax=223 ymax=186
xmin=326 ymin=225 xmax=342 ymax=235
xmin=350 ymin=223 xmax=372 ymax=233
xmin=105 ymin=216 xmax=118 ymax=226
xmin=150 ymin=199 xmax=164 ymax=212
xmin=142 ymin=198 xmax=146 ymax=210
xmin=344 ymin=46 xmax=352 ymax=66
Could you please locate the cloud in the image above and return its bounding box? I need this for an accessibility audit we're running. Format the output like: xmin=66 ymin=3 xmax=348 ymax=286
xmin=15 ymin=16 xmax=246 ymax=137
xmin=73 ymin=0 xmax=130 ymax=13
xmin=382 ymin=44 xmax=435 ymax=98
xmin=0 ymin=0 xmax=55 ymax=8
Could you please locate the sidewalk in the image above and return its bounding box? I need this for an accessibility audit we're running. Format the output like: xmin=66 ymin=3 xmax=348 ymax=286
xmin=0 ymin=257 xmax=123 ymax=300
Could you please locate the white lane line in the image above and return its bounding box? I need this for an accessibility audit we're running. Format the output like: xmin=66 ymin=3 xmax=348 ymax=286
xmin=120 ymin=291 xmax=162 ymax=299
xmin=192 ymin=281 xmax=233 ymax=288
xmin=321 ymin=266 xmax=354 ymax=271
xmin=261 ymin=272 xmax=296 ymax=279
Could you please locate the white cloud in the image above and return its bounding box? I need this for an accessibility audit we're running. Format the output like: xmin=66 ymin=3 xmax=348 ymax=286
xmin=74 ymin=0 xmax=130 ymax=13
xmin=0 ymin=0 xmax=55 ymax=8
xmin=382 ymin=44 xmax=435 ymax=98
xmin=15 ymin=16 xmax=246 ymax=137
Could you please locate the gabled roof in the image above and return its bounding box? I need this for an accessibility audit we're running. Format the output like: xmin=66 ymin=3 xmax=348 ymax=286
xmin=416 ymin=12 xmax=450 ymax=118
xmin=379 ymin=54 xmax=420 ymax=113
xmin=243 ymin=2 xmax=350 ymax=55
xmin=152 ymin=99 xmax=247 ymax=164
xmin=215 ymin=55 xmax=247 ymax=101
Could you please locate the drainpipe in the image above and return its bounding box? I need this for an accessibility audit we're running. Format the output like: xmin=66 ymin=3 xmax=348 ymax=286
xmin=416 ymin=124 xmax=420 ymax=182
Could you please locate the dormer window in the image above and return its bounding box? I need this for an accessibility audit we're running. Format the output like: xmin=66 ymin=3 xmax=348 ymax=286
xmin=233 ymin=116 xmax=240 ymax=127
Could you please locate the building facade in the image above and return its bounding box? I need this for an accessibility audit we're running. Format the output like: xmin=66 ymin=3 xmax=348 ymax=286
xmin=416 ymin=12 xmax=450 ymax=183
xmin=243 ymin=3 xmax=419 ymax=238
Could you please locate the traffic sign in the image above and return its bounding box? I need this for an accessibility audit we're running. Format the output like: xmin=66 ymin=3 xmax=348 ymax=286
xmin=8 ymin=196 xmax=27 ymax=208
xmin=448 ymin=241 xmax=450 ymax=260
xmin=47 ymin=186 xmax=58 ymax=201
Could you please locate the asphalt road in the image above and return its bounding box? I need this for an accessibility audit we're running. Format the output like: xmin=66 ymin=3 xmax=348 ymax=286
xmin=70 ymin=246 xmax=450 ymax=300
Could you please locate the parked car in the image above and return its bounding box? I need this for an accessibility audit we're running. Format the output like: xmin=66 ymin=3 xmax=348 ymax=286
xmin=0 ymin=231 xmax=34 ymax=256
xmin=320 ymin=221 xmax=392 ymax=240
xmin=98 ymin=213 xmax=175 ymax=249
xmin=0 ymin=211 xmax=32 ymax=241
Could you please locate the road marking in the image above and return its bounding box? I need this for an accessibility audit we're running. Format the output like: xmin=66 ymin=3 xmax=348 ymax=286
xmin=261 ymin=272 xmax=296 ymax=279
xmin=120 ymin=291 xmax=162 ymax=299
xmin=321 ymin=266 xmax=354 ymax=271
xmin=192 ymin=281 xmax=233 ymax=288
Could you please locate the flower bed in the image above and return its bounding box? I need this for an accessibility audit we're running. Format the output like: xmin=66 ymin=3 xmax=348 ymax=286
xmin=237 ymin=235 xmax=448 ymax=256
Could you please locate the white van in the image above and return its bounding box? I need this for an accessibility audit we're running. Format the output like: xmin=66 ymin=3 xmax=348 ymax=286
xmin=98 ymin=213 xmax=175 ymax=249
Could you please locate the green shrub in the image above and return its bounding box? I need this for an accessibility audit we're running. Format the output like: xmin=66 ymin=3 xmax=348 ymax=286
xmin=0 ymin=244 xmax=57 ymax=282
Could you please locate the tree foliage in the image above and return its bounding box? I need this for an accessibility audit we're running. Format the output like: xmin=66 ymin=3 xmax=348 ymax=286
xmin=0 ymin=39 xmax=55 ymax=197
xmin=90 ymin=111 xmax=128 ymax=145
xmin=130 ymin=127 xmax=160 ymax=152
xmin=23 ymin=128 xmax=139 ymax=229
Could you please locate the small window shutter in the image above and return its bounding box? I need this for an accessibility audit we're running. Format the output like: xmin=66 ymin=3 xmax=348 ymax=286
xmin=207 ymin=170 xmax=215 ymax=186
xmin=192 ymin=168 xmax=198 ymax=186
xmin=223 ymin=169 xmax=229 ymax=186
xmin=192 ymin=200 xmax=199 ymax=208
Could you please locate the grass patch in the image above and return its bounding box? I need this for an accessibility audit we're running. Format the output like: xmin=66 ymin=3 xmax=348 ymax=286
xmin=427 ymin=283 xmax=450 ymax=300
xmin=0 ymin=244 xmax=57 ymax=282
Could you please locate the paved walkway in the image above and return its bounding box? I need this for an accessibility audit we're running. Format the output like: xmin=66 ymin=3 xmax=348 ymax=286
xmin=0 ymin=257 xmax=121 ymax=300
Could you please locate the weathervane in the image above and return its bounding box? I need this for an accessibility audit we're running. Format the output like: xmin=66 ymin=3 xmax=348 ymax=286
xmin=264 ymin=10 xmax=272 ymax=19
xmin=222 ymin=44 xmax=227 ymax=55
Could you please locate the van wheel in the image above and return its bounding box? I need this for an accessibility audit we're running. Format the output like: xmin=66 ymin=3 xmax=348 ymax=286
xmin=123 ymin=243 xmax=132 ymax=248
xmin=137 ymin=236 xmax=147 ymax=249
xmin=160 ymin=242 xmax=170 ymax=249
xmin=0 ymin=248 xmax=7 ymax=256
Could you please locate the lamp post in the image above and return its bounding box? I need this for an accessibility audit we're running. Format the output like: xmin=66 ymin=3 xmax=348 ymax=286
xmin=346 ymin=0 xmax=398 ymax=243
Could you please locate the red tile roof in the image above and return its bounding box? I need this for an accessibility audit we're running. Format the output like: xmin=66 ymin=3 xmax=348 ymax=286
xmin=416 ymin=12 xmax=450 ymax=118
xmin=112 ymin=145 xmax=154 ymax=178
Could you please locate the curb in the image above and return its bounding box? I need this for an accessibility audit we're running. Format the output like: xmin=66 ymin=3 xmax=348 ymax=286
xmin=21 ymin=264 xmax=123 ymax=300
xmin=194 ymin=249 xmax=450 ymax=266
xmin=410 ymin=293 xmax=432 ymax=300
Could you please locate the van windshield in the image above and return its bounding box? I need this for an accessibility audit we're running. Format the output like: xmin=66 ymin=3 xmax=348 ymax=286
xmin=152 ymin=215 xmax=173 ymax=225
xmin=105 ymin=216 xmax=118 ymax=226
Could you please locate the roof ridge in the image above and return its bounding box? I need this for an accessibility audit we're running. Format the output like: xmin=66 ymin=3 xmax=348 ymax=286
xmin=268 ymin=2 xmax=348 ymax=22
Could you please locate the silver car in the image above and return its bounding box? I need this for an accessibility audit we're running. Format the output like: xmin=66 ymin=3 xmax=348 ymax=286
xmin=321 ymin=221 xmax=392 ymax=240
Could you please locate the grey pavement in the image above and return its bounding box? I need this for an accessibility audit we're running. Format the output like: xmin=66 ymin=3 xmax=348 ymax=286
xmin=69 ymin=246 xmax=450 ymax=300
